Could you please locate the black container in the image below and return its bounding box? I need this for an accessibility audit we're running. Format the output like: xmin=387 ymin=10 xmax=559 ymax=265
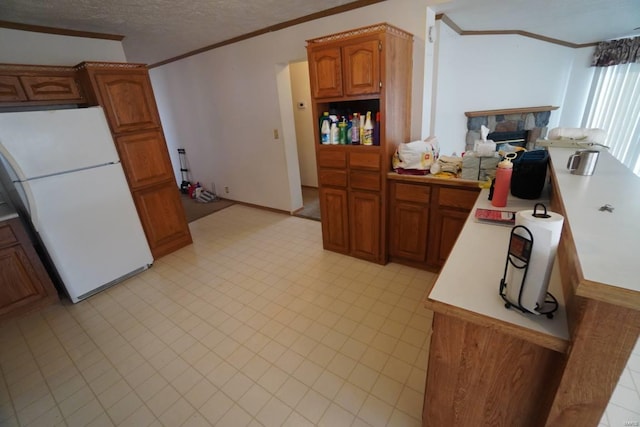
xmin=510 ymin=150 xmax=549 ymax=199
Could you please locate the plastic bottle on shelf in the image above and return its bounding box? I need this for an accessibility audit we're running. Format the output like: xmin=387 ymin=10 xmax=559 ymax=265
xmin=338 ymin=119 xmax=347 ymax=145
xmin=320 ymin=114 xmax=330 ymax=144
xmin=330 ymin=121 xmax=339 ymax=144
xmin=363 ymin=111 xmax=374 ymax=145
xmin=351 ymin=113 xmax=360 ymax=144
xmin=491 ymin=153 xmax=515 ymax=207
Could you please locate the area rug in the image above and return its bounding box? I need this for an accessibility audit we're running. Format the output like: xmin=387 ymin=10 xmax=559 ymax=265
xmin=180 ymin=194 xmax=235 ymax=223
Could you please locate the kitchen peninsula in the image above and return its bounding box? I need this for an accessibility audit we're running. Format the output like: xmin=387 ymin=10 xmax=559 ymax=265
xmin=422 ymin=148 xmax=640 ymax=426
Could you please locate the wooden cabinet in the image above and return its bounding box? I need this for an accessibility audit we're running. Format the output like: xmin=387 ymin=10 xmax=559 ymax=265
xmin=319 ymin=187 xmax=349 ymax=253
xmin=388 ymin=179 xmax=479 ymax=271
xmin=307 ymin=23 xmax=413 ymax=264
xmin=76 ymin=62 xmax=191 ymax=259
xmin=389 ymin=182 xmax=430 ymax=263
xmin=0 ymin=65 xmax=84 ymax=105
xmin=0 ymin=218 xmax=58 ymax=321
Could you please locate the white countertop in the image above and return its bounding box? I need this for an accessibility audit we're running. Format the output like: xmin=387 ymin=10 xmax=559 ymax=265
xmin=0 ymin=201 xmax=18 ymax=222
xmin=548 ymin=148 xmax=640 ymax=298
xmin=427 ymin=188 xmax=570 ymax=352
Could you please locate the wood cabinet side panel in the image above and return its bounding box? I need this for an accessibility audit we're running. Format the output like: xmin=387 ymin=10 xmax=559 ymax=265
xmin=424 ymin=313 xmax=562 ymax=427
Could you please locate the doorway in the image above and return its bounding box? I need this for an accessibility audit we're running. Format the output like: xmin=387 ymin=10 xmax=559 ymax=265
xmin=288 ymin=60 xmax=320 ymax=221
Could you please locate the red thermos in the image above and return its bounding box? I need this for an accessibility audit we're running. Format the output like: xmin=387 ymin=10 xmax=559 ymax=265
xmin=491 ymin=155 xmax=515 ymax=207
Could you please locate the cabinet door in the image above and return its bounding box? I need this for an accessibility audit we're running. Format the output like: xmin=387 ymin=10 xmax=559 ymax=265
xmin=132 ymin=182 xmax=192 ymax=258
xmin=309 ymin=47 xmax=343 ymax=98
xmin=0 ymin=76 xmax=27 ymax=102
xmin=19 ymin=75 xmax=83 ymax=102
xmin=115 ymin=130 xmax=174 ymax=190
xmin=390 ymin=201 xmax=429 ymax=262
xmin=349 ymin=190 xmax=380 ymax=262
xmin=319 ymin=187 xmax=349 ymax=254
xmin=92 ymin=72 xmax=161 ymax=133
xmin=343 ymin=39 xmax=381 ymax=96
xmin=0 ymin=245 xmax=52 ymax=318
xmin=428 ymin=208 xmax=469 ymax=268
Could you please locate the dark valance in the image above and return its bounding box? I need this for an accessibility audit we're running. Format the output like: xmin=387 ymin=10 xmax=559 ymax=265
xmin=592 ymin=36 xmax=640 ymax=67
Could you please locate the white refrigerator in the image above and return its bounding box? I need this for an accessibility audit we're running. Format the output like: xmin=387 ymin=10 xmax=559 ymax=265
xmin=0 ymin=107 xmax=153 ymax=303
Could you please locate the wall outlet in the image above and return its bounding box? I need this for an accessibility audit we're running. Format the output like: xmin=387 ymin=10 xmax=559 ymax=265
xmin=273 ymin=129 xmax=279 ymax=139
xmin=224 ymin=186 xmax=229 ymax=194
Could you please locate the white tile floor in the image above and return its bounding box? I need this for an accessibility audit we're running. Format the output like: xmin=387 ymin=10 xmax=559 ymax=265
xmin=600 ymin=338 xmax=640 ymax=427
xmin=0 ymin=205 xmax=436 ymax=427
xmin=1 ymin=204 xmax=637 ymax=426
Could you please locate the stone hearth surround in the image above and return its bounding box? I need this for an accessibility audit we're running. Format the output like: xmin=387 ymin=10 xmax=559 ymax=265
xmin=465 ymin=106 xmax=558 ymax=152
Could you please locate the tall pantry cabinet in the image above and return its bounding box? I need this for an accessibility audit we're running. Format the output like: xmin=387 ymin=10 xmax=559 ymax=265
xmin=306 ymin=23 xmax=413 ymax=263
xmin=76 ymin=62 xmax=192 ymax=259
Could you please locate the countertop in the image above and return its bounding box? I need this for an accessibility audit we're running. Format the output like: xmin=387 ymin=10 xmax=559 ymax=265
xmin=387 ymin=172 xmax=481 ymax=189
xmin=548 ymin=148 xmax=640 ymax=309
xmin=425 ymin=188 xmax=570 ymax=352
xmin=0 ymin=201 xmax=18 ymax=222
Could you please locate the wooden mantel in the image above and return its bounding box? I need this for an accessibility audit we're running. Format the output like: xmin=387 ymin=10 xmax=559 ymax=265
xmin=465 ymin=105 xmax=559 ymax=117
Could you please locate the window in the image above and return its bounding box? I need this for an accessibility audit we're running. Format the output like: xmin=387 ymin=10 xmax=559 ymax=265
xmin=582 ymin=62 xmax=640 ymax=176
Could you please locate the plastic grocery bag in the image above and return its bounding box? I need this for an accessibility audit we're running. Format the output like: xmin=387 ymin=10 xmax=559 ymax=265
xmin=392 ymin=137 xmax=440 ymax=174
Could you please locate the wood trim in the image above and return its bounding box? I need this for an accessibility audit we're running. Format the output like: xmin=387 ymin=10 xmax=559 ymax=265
xmin=149 ymin=0 xmax=386 ymax=68
xmin=435 ymin=14 xmax=598 ymax=49
xmin=424 ymin=299 xmax=570 ymax=353
xmin=387 ymin=172 xmax=481 ymax=189
xmin=0 ymin=20 xmax=124 ymax=41
xmin=465 ymin=106 xmax=559 ymax=117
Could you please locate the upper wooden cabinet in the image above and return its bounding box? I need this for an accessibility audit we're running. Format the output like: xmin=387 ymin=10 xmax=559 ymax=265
xmin=307 ymin=23 xmax=413 ymax=264
xmin=308 ymin=36 xmax=382 ymax=99
xmin=0 ymin=64 xmax=84 ymax=105
xmin=309 ymin=47 xmax=343 ymax=99
xmin=0 ymin=76 xmax=27 ymax=102
xmin=114 ymin=130 xmax=175 ymax=190
xmin=343 ymin=38 xmax=381 ymax=96
xmin=76 ymin=64 xmax=161 ymax=134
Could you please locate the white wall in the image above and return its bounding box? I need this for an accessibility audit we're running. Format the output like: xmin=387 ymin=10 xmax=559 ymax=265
xmin=432 ymin=21 xmax=593 ymax=156
xmin=290 ymin=61 xmax=317 ymax=188
xmin=150 ymin=0 xmax=429 ymax=212
xmin=0 ymin=28 xmax=126 ymax=65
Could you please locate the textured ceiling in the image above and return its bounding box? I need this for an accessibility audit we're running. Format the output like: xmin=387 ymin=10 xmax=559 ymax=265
xmin=1 ymin=0 xmax=639 ymax=66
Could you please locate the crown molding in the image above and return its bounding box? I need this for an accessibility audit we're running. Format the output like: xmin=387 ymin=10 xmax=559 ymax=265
xmin=0 ymin=20 xmax=124 ymax=41
xmin=435 ymin=13 xmax=597 ymax=49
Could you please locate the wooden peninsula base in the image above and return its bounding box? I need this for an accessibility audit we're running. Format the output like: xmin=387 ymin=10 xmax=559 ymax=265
xmin=422 ymin=148 xmax=640 ymax=426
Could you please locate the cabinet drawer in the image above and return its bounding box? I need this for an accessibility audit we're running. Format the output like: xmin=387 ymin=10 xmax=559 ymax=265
xmin=350 ymin=171 xmax=380 ymax=191
xmin=318 ymin=150 xmax=347 ymax=168
xmin=394 ymin=183 xmax=430 ymax=204
xmin=0 ymin=223 xmax=18 ymax=247
xmin=438 ymin=187 xmax=479 ymax=210
xmin=319 ymin=169 xmax=347 ymax=187
xmin=349 ymin=152 xmax=380 ymax=170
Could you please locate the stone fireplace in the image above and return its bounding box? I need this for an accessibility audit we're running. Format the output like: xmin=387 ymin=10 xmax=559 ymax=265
xmin=464 ymin=106 xmax=558 ymax=152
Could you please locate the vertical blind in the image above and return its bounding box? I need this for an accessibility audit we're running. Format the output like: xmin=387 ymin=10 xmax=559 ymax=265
xmin=583 ymin=62 xmax=640 ymax=176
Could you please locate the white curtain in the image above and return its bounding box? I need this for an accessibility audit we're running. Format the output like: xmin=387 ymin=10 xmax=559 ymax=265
xmin=582 ymin=62 xmax=640 ymax=176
